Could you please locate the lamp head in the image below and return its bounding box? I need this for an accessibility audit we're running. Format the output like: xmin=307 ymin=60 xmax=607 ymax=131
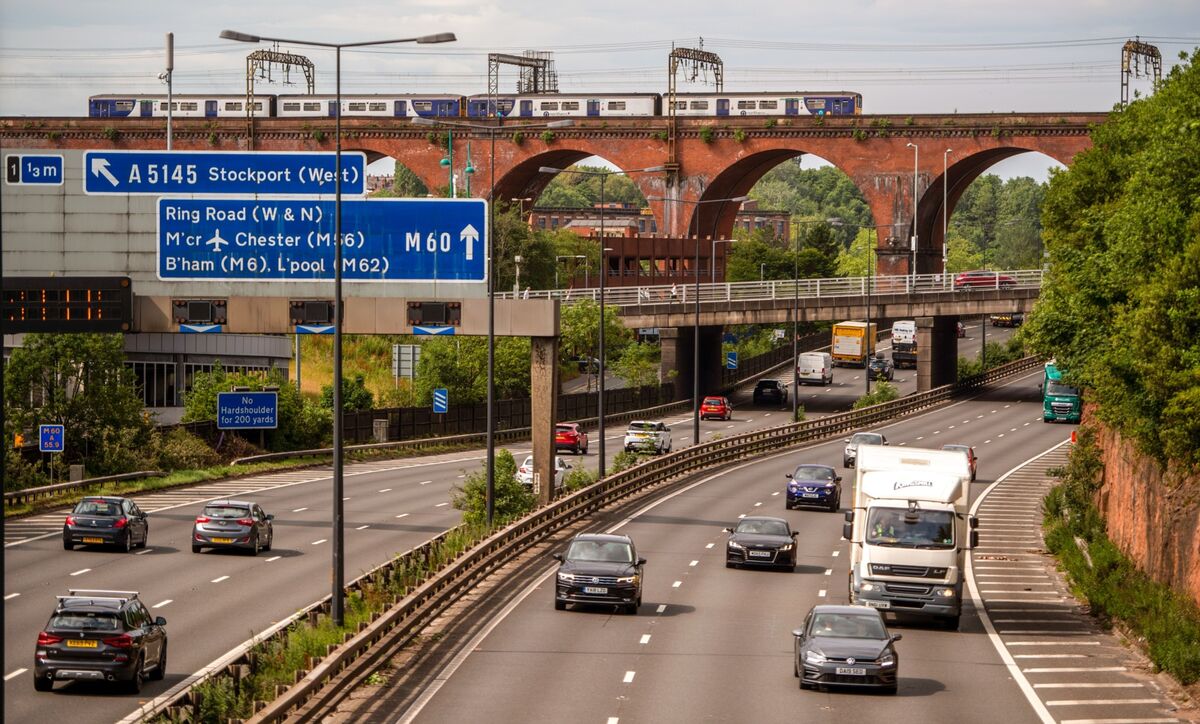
xmin=545 ymin=120 xmax=573 ymax=129
xmin=907 ymin=142 xmax=918 ymax=149
xmin=416 ymin=32 xmax=457 ymax=44
xmin=641 ymin=165 xmax=667 ymax=173
xmin=219 ymin=30 xmax=260 ymax=43
xmin=439 ymin=158 xmax=450 ymax=168
xmin=730 ymin=195 xmax=750 ymax=203
xmin=538 ymin=166 xmax=562 ymax=174
xmin=411 ymin=117 xmax=438 ymax=127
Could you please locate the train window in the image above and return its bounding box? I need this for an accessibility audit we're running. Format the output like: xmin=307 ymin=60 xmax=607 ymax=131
xmin=303 ymin=102 xmax=322 ymax=111
xmin=539 ymin=102 xmax=559 ymax=111
xmin=689 ymin=100 xmax=709 ymax=110
xmin=348 ymin=102 xmax=367 ymax=112
xmin=607 ymin=101 xmax=626 ymax=111
xmin=736 ymin=100 xmax=756 ymax=110
xmin=180 ymin=102 xmax=198 ymax=111
xmin=159 ymin=102 xmax=169 ymax=111
xmin=251 ymin=102 xmax=263 ymax=112
xmin=369 ymin=102 xmax=387 ymax=112
xmin=674 ymin=101 xmax=687 ymax=110
xmin=114 ymin=100 xmax=134 ymax=112
xmin=758 ymin=99 xmax=778 ymax=110
xmin=224 ymin=102 xmax=243 ymax=111
xmin=282 ymin=102 xmax=301 ymax=112
xmin=413 ymin=101 xmax=433 ymax=112
xmin=561 ymin=101 xmax=579 ymax=111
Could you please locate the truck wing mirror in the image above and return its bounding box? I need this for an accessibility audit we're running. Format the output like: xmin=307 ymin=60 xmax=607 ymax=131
xmin=842 ymin=522 xmax=853 ymax=541
xmin=969 ymin=516 xmax=979 ymax=529
xmin=844 ymin=510 xmax=854 ymax=523
xmin=969 ymin=530 xmax=979 ymax=549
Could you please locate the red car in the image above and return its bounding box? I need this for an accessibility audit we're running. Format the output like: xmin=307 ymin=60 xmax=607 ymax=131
xmin=953 ymin=270 xmax=1017 ymax=290
xmin=555 ymin=423 xmax=589 ymax=455
xmin=700 ymin=396 xmax=733 ymax=421
xmin=942 ymin=443 xmax=978 ymax=482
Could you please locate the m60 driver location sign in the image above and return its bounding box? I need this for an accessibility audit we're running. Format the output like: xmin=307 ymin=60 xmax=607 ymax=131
xmin=158 ymin=197 xmax=487 ymax=283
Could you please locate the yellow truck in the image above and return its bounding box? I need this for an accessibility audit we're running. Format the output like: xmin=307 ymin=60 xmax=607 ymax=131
xmin=831 ymin=321 xmax=877 ymax=367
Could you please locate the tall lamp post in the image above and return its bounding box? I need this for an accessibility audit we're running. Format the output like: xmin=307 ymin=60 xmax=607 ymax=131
xmin=221 ymin=29 xmax=456 ymax=627
xmin=942 ymin=148 xmax=953 ymax=287
xmin=906 ymin=142 xmax=920 ymax=279
xmin=540 ymin=165 xmax=665 ymax=475
xmin=648 ymin=194 xmax=749 ymax=446
xmin=788 ymin=217 xmax=842 ymax=421
xmin=830 ymin=221 xmax=905 ymax=395
xmin=710 ymin=239 xmax=735 ymax=283
xmin=414 ymin=117 xmax=570 ymax=526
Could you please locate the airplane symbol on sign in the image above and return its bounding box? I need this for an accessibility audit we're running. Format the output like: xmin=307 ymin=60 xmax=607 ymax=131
xmin=207 ymin=229 xmax=228 ymax=252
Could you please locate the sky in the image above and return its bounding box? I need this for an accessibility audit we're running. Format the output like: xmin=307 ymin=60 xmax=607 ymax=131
xmin=1 ymin=0 xmax=1197 ymax=182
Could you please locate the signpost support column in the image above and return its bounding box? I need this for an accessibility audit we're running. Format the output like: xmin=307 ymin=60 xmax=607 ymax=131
xmin=531 ymin=333 xmax=560 ymax=507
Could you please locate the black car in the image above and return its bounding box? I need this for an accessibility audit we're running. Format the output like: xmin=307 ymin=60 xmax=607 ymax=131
xmin=753 ymin=379 xmax=788 ymax=405
xmin=793 ymin=604 xmax=901 ymax=693
xmin=554 ymin=533 xmax=645 ymax=614
xmin=867 ymin=355 xmax=894 ymax=381
xmin=192 ymin=500 xmax=274 ymax=555
xmin=786 ymin=464 xmax=842 ymax=511
xmin=63 ymin=496 xmax=149 ymax=552
xmin=34 ymin=589 xmax=167 ymax=693
xmin=990 ymin=312 xmax=1025 ymax=327
xmin=725 ymin=516 xmax=798 ymax=570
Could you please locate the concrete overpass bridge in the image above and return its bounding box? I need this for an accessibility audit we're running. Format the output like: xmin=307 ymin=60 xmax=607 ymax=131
xmin=1 ymin=111 xmax=1103 ymax=276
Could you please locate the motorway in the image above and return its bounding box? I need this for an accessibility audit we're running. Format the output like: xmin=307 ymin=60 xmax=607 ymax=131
xmin=2 ymin=321 xmax=1010 ymax=722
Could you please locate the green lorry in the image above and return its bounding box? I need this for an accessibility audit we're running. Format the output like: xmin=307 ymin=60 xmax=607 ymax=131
xmin=1042 ymin=362 xmax=1082 ymax=423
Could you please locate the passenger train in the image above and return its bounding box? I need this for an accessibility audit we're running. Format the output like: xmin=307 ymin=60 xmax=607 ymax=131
xmin=88 ymin=91 xmax=862 ymax=119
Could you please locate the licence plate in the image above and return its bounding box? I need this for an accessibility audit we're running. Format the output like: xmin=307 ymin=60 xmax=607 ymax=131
xmin=801 ymin=493 xmax=820 ymax=499
xmin=835 ymin=666 xmax=867 ymax=676
xmin=748 ymin=550 xmax=772 ymax=558
xmin=583 ymin=586 xmax=608 ymax=594
xmin=863 ymin=600 xmax=891 ymax=610
xmin=211 ymin=537 xmax=234 ymax=544
xmin=66 ymin=639 xmax=98 ymax=648
xmin=82 ymin=537 xmax=104 ymax=544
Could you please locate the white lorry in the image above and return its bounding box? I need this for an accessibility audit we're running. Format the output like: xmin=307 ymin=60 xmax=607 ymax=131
xmin=890 ymin=320 xmax=917 ymax=369
xmin=843 ymin=445 xmax=978 ymax=629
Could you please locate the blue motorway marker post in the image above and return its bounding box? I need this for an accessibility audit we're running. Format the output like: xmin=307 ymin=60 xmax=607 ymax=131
xmin=39 ymin=424 xmax=65 ymax=453
xmin=157 ymin=197 xmax=487 ymax=283
xmin=726 ymin=351 xmax=738 ymax=370
xmin=6 ymin=154 xmax=64 ymax=185
xmin=433 ymin=388 xmax=449 ymax=414
xmin=84 ymin=150 xmax=366 ymax=195
xmin=216 ymin=391 xmax=279 ymax=430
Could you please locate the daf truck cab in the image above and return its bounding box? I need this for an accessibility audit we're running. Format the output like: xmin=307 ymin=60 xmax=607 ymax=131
xmin=843 ymin=445 xmax=977 ymax=629
xmin=890 ymin=320 xmax=917 ymax=369
xmin=1042 ymin=362 xmax=1082 ymax=423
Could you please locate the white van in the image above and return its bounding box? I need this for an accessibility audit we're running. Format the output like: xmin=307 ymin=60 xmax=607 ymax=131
xmin=797 ymin=352 xmax=833 ymax=386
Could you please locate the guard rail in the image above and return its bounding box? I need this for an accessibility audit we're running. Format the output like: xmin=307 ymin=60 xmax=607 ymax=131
xmin=3 ymin=471 xmax=165 ymax=507
xmin=135 ymin=355 xmax=1041 ymax=723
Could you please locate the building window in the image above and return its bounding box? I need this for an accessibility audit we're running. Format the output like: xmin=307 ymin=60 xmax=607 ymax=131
xmin=126 ymin=361 xmax=177 ymax=407
xmin=551 ymin=218 xmax=559 ymax=229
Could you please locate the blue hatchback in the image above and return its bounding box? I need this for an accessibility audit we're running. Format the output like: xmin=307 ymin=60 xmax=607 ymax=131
xmin=785 ymin=464 xmax=842 ymax=512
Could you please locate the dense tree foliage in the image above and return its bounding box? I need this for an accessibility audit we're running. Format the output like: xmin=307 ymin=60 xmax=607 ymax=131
xmin=749 ymin=162 xmax=873 ymax=249
xmin=370 ymin=161 xmax=429 ymax=198
xmin=727 ymin=228 xmax=836 ymax=282
xmin=558 ymin=299 xmax=633 ymax=366
xmin=1024 ymin=49 xmax=1200 ymax=468
xmin=414 ymin=337 xmax=532 ymax=404
xmin=950 ymin=174 xmax=1048 ymax=269
xmin=538 ymin=164 xmax=648 ymax=208
xmin=183 ymin=365 xmax=330 ymax=451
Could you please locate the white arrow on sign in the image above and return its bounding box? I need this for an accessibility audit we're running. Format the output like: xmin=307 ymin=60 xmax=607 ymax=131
xmin=90 ymin=157 xmax=119 ymax=187
xmin=460 ymin=224 xmax=479 ymax=261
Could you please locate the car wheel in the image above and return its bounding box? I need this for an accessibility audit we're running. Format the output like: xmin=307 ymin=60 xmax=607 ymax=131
xmin=263 ymin=531 xmax=273 ymax=552
xmin=943 ymin=615 xmax=961 ymax=630
xmin=624 ymin=603 xmax=638 ymax=615
xmin=127 ymin=655 xmax=144 ymax=694
xmin=33 ymin=674 xmax=52 ymax=692
xmin=149 ymin=641 xmax=167 ymax=681
xmin=63 ymin=538 xmax=73 ymax=551
xmin=121 ymin=531 xmax=133 ymax=553
xmin=725 ymin=560 xmax=735 ymax=569
xmin=883 ymin=684 xmax=898 ymax=695
xmin=138 ymin=527 xmax=148 ymax=548
xmin=250 ymin=536 xmax=260 ymax=556
xmin=829 ymin=497 xmax=839 ymax=513
xmin=192 ymin=544 xmax=202 ymax=554
xmin=843 ymin=458 xmax=850 ymax=467
xmin=554 ymin=599 xmax=566 ymax=611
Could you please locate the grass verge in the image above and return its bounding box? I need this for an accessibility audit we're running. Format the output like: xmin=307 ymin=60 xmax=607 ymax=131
xmin=1043 ymin=425 xmax=1200 ymax=684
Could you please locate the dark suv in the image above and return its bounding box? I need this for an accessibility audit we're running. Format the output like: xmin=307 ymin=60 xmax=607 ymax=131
xmin=34 ymin=589 xmax=167 ymax=693
xmin=553 ymin=533 xmax=646 ymax=614
xmin=753 ymin=379 xmax=788 ymax=405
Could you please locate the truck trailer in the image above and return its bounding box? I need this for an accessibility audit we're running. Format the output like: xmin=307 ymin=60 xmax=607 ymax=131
xmin=831 ymin=321 xmax=877 ymax=367
xmin=890 ymin=320 xmax=917 ymax=369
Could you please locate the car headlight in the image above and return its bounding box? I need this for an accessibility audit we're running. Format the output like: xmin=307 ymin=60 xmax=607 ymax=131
xmin=779 ymin=543 xmax=793 ymax=552
xmin=805 ymin=650 xmax=827 ymax=664
xmin=860 ymin=581 xmax=879 ymax=592
xmin=616 ymin=574 xmax=640 ymax=584
xmin=728 ymin=541 xmax=745 ymax=550
xmin=877 ymin=652 xmax=895 ymax=667
xmin=557 ymin=572 xmax=575 ymax=582
xmin=936 ymin=587 xmax=957 ymax=598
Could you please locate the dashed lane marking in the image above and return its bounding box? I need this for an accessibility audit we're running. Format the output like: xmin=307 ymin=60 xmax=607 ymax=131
xmin=265 ymin=556 xmax=281 ymax=562
xmin=312 ymin=539 xmax=327 ymax=545
xmin=69 ymin=568 xmax=90 ymax=576
xmin=5 ymin=668 xmax=28 ymax=681
xmin=623 ymin=671 xmax=636 ymax=683
xmin=639 ymin=634 xmax=651 ymax=644
xmin=5 ymin=592 xmax=20 ymax=600
xmin=211 ymin=576 xmax=229 ymax=584
xmin=152 ymin=600 xmax=172 ymax=608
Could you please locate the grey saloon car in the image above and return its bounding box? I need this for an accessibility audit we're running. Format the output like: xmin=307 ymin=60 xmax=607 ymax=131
xmin=192 ymin=500 xmax=274 ymax=555
xmin=794 ymin=604 xmax=901 ymax=693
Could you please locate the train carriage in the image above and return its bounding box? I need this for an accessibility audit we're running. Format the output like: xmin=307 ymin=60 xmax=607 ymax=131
xmin=275 ymin=94 xmax=462 ymax=118
xmin=466 ymin=93 xmax=659 ymax=118
xmin=88 ymin=94 xmax=272 ymax=119
xmin=671 ymin=91 xmax=861 ymax=117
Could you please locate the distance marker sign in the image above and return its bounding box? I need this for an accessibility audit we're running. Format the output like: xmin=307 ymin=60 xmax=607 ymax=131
xmin=158 ymin=197 xmax=487 ymax=283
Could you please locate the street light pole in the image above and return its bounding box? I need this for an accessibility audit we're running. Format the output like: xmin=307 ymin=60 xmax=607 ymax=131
xmin=221 ymin=29 xmax=456 ymax=627
xmin=943 ymin=148 xmax=952 ymax=284
xmin=907 ymin=142 xmax=920 ymax=278
xmin=710 ymin=239 xmax=734 ymax=283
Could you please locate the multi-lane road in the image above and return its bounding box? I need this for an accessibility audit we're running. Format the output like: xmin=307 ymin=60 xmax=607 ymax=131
xmin=2 ymin=321 xmax=1010 ymax=723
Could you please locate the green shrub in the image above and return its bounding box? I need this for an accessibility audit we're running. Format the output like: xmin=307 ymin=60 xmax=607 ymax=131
xmin=511 ymin=131 xmax=525 ymax=145
xmin=733 ymin=128 xmax=747 ymax=143
xmin=102 ymin=126 xmax=119 ymax=142
xmin=764 ymin=118 xmax=777 ymax=129
xmin=851 ymin=128 xmax=867 ymax=142
xmin=653 ymin=130 xmax=668 ymax=142
xmin=699 ymin=126 xmax=715 ymax=144
xmin=852 ymin=380 xmax=899 ymax=409
xmin=609 ymin=450 xmax=646 ymax=474
xmin=794 ymin=405 xmax=806 ymax=423
xmin=540 ymin=130 xmax=556 ymax=144
xmin=562 ymin=466 xmax=598 ymax=493
xmin=451 ymin=449 xmax=536 ymax=526
xmin=156 ymin=428 xmax=220 ymax=470
xmin=311 ymin=129 xmax=325 ymax=143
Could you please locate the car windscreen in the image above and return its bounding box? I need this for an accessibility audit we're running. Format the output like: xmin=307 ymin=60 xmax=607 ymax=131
xmin=202 ymin=505 xmax=250 ymax=519
xmin=628 ymin=423 xmax=657 ymax=432
xmin=72 ymin=500 xmax=121 ymax=517
xmin=792 ymin=466 xmax=834 ymax=481
xmin=735 ymin=519 xmax=789 ymax=536
xmin=865 ymin=508 xmax=955 ymax=549
xmin=1046 ymin=381 xmax=1080 ymax=397
xmin=566 ymin=540 xmax=633 ymax=563
xmin=48 ymin=612 xmax=122 ymax=632
xmin=555 ymin=425 xmax=574 ymax=432
xmin=851 ymin=433 xmax=882 ymax=446
xmin=810 ymin=612 xmax=888 ymax=639
xmin=703 ymin=397 xmax=724 ymax=404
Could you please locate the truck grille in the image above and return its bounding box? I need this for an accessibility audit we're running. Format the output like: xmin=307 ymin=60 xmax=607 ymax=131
xmin=884 ymin=582 xmax=932 ymax=595
xmin=1051 ymin=402 xmax=1074 ymax=415
xmin=871 ymin=564 xmax=948 ymax=578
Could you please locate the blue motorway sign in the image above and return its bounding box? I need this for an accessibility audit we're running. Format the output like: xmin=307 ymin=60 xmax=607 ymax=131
xmin=6 ymin=154 xmax=63 ymax=185
xmin=725 ymin=351 xmax=738 ymax=370
xmin=39 ymin=424 xmax=65 ymax=453
xmin=158 ymin=197 xmax=487 ymax=283
xmin=84 ymin=151 xmax=365 ymax=196
xmin=433 ymin=388 xmax=449 ymax=414
xmin=217 ymin=391 xmax=278 ymax=430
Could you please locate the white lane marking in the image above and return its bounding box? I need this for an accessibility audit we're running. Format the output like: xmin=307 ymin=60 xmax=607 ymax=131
xmin=4 ymin=592 xmax=20 ymax=600
xmin=607 ymin=719 xmax=620 ymax=724
xmin=1012 ymin=654 xmax=1088 ymax=659
xmin=396 ymin=513 xmax=410 ymax=519
xmin=312 ymin=539 xmax=327 ymax=545
xmin=265 ymin=555 xmax=281 ymax=562
xmin=672 ymin=581 xmax=682 ymax=588
xmin=152 ymin=599 xmax=173 ymax=609
xmin=818 ymin=589 xmax=826 ymax=597
xmin=949 ymin=425 xmax=956 ymax=429
xmin=211 ymin=575 xmax=229 ymax=583
xmin=999 ymin=433 xmax=1006 ymax=438
xmin=689 ymin=560 xmax=698 ymax=567
xmin=985 ymin=439 xmax=993 ymax=444
xmin=1034 ymin=682 xmax=1141 ymax=687
xmin=1004 ymin=404 xmax=1011 ymax=409
xmin=1024 ymin=422 xmax=1031 ymax=426
xmin=916 ymin=436 xmax=924 ymax=441
xmin=419 ymin=480 xmax=433 ymax=486
xmin=1045 ymin=700 xmax=1159 ymax=707
xmin=1021 ymin=666 xmax=1127 ymax=673
xmin=640 ymin=634 xmax=651 ymax=644
xmin=623 ymin=671 xmax=636 ymax=683
xmin=932 ymin=430 xmax=941 ymax=435
xmin=135 ymin=548 xmax=154 ymax=555
xmin=69 ymin=568 xmax=90 ymax=576
xmin=378 ymin=488 xmax=393 ymax=493
xmin=705 ymin=543 xmax=714 ymax=549
xmin=754 ymin=502 xmax=762 ymax=507
xmin=435 ymin=502 xmax=450 ymax=508
xmin=832 ymin=551 xmax=839 ymax=557
xmin=356 ymin=525 xmax=370 ymax=530
xmin=1011 ymin=428 xmax=1018 ymax=432
xmin=292 ymin=507 xmax=308 ymax=513
xmin=343 ymin=497 xmax=351 ymax=501
xmin=771 ymin=491 xmax=780 ymax=496
xmin=457 ymin=475 xmax=466 ymax=479
xmin=5 ymin=668 xmax=28 ymax=680
xmin=824 ymin=569 xmax=832 ymax=576
xmin=656 ymin=605 xmax=667 ymax=613
xmin=764 ymin=413 xmax=771 ymax=417
xmin=1008 ymin=641 xmax=1102 ymax=646
xmin=737 ymin=514 xmax=746 ymax=519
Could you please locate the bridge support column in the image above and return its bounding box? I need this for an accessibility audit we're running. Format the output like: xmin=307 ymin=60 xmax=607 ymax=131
xmin=658 ymin=325 xmax=724 ymax=405
xmin=531 ymin=335 xmax=559 ymax=506
xmin=697 ymin=326 xmax=725 ymax=399
xmin=915 ymin=316 xmax=959 ymax=392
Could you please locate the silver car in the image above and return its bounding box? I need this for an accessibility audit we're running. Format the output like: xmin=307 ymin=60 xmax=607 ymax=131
xmin=192 ymin=500 xmax=274 ymax=555
xmin=843 ymin=431 xmax=888 ymax=468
